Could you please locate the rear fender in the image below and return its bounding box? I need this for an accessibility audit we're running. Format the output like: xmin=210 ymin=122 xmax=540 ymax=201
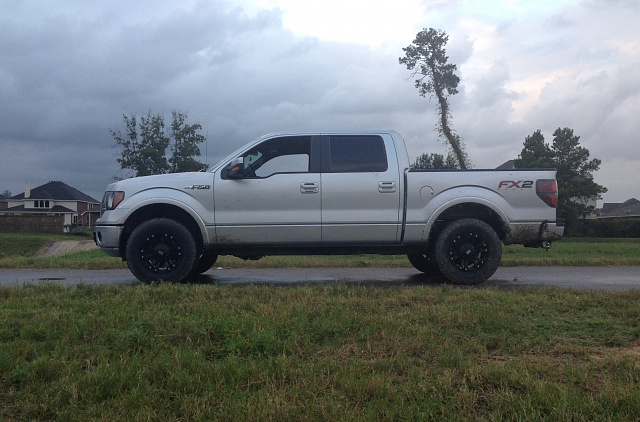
xmin=416 ymin=187 xmax=511 ymax=243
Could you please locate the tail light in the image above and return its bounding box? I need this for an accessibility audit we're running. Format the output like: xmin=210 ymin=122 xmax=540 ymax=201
xmin=536 ymin=179 xmax=558 ymax=208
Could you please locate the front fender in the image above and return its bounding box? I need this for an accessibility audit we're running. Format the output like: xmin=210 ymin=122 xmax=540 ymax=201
xmin=112 ymin=188 xmax=212 ymax=246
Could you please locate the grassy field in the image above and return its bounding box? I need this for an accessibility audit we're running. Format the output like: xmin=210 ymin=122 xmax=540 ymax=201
xmin=1 ymin=232 xmax=640 ymax=269
xmin=1 ymin=283 xmax=640 ymax=420
xmin=2 ymin=232 xmax=639 ymax=419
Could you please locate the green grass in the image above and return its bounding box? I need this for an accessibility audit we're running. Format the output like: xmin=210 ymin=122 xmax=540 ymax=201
xmin=2 ymin=233 xmax=639 ymax=419
xmin=0 ymin=231 xmax=126 ymax=270
xmin=0 ymin=232 xmax=73 ymax=259
xmin=2 ymin=232 xmax=640 ymax=269
xmin=502 ymin=237 xmax=640 ymax=266
xmin=2 ymin=283 xmax=640 ymax=420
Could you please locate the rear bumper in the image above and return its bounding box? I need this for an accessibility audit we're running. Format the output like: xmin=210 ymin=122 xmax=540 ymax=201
xmin=93 ymin=225 xmax=123 ymax=257
xmin=503 ymin=221 xmax=564 ymax=246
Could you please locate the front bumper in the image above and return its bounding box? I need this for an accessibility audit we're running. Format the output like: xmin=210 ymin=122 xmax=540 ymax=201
xmin=93 ymin=225 xmax=124 ymax=257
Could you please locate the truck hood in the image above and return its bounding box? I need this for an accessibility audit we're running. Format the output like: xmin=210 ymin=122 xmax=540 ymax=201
xmin=107 ymin=172 xmax=214 ymax=196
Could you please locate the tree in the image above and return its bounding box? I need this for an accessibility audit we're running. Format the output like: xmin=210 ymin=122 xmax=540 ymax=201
xmin=412 ymin=152 xmax=457 ymax=170
xmin=514 ymin=130 xmax=555 ymax=169
xmin=399 ymin=28 xmax=469 ymax=169
xmin=0 ymin=190 xmax=11 ymax=199
xmin=110 ymin=111 xmax=207 ymax=177
xmin=169 ymin=111 xmax=208 ymax=173
xmin=515 ymin=128 xmax=607 ymax=227
xmin=111 ymin=111 xmax=169 ymax=177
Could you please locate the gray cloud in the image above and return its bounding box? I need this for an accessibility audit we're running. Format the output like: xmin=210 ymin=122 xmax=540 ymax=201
xmin=1 ymin=0 xmax=638 ymax=205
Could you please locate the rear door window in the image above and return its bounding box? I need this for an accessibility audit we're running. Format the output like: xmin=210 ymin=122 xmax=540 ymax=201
xmin=328 ymin=135 xmax=387 ymax=173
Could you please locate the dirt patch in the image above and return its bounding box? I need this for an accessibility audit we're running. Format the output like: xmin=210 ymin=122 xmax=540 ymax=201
xmin=36 ymin=240 xmax=98 ymax=257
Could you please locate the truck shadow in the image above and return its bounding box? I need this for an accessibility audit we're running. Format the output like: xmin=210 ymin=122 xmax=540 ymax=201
xmin=185 ymin=271 xmax=493 ymax=289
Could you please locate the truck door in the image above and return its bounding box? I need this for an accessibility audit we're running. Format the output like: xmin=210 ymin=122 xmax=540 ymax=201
xmin=214 ymin=135 xmax=322 ymax=244
xmin=320 ymin=134 xmax=402 ymax=244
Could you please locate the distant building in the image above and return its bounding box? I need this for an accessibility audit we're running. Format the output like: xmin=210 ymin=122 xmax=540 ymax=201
xmin=495 ymin=160 xmax=515 ymax=170
xmin=0 ymin=181 xmax=100 ymax=228
xmin=598 ymin=198 xmax=640 ymax=219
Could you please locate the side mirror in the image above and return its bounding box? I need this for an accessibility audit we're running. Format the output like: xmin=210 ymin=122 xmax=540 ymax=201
xmin=226 ymin=157 xmax=245 ymax=179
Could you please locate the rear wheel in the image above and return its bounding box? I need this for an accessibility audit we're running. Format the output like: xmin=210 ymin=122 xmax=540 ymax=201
xmin=125 ymin=218 xmax=197 ymax=283
xmin=433 ymin=218 xmax=502 ymax=285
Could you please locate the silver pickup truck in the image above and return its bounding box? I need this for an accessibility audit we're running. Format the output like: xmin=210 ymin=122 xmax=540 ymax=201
xmin=94 ymin=131 xmax=563 ymax=284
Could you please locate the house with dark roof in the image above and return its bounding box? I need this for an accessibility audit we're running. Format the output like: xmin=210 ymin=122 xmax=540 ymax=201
xmin=598 ymin=198 xmax=640 ymax=219
xmin=0 ymin=181 xmax=101 ymax=228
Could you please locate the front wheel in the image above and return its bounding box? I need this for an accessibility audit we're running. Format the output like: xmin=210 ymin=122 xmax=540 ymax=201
xmin=125 ymin=218 xmax=197 ymax=283
xmin=433 ymin=218 xmax=502 ymax=285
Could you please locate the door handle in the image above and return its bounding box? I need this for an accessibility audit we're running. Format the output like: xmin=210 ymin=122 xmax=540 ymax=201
xmin=300 ymin=182 xmax=319 ymax=194
xmin=378 ymin=181 xmax=396 ymax=193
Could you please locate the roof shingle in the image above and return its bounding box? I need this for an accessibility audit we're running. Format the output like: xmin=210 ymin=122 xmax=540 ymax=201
xmin=11 ymin=181 xmax=98 ymax=203
xmin=599 ymin=198 xmax=640 ymax=218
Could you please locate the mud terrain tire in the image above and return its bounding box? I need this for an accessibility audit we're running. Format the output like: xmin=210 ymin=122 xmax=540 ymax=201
xmin=433 ymin=218 xmax=502 ymax=285
xmin=125 ymin=218 xmax=197 ymax=283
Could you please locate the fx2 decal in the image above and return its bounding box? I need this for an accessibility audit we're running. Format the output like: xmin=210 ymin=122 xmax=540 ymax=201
xmin=184 ymin=185 xmax=211 ymax=190
xmin=498 ymin=180 xmax=534 ymax=189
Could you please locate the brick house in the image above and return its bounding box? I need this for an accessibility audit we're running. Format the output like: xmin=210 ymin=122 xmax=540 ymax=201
xmin=0 ymin=181 xmax=101 ymax=228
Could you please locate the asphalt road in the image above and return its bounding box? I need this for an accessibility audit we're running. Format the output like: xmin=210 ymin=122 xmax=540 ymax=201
xmin=1 ymin=266 xmax=639 ymax=291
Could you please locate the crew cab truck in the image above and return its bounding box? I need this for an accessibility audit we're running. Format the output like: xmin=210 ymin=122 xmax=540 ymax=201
xmin=94 ymin=131 xmax=563 ymax=285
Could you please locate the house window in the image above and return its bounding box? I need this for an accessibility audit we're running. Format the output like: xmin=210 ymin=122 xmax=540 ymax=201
xmin=73 ymin=215 xmax=78 ymax=224
xmin=33 ymin=200 xmax=50 ymax=208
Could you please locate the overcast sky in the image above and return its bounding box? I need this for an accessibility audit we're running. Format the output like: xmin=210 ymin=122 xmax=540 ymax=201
xmin=2 ymin=0 xmax=638 ymax=204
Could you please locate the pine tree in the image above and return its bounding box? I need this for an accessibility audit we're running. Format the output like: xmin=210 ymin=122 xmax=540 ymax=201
xmin=515 ymin=128 xmax=607 ymax=226
xmin=400 ymin=28 xmax=469 ymax=169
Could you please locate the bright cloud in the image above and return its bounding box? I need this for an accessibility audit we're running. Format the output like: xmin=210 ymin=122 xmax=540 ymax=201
xmin=252 ymin=0 xmax=427 ymax=47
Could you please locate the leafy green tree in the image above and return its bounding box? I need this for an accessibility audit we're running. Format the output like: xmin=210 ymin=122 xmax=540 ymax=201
xmin=551 ymin=128 xmax=607 ymax=225
xmin=399 ymin=28 xmax=469 ymax=169
xmin=514 ymin=130 xmax=555 ymax=169
xmin=111 ymin=111 xmax=207 ymax=177
xmin=515 ymin=128 xmax=607 ymax=227
xmin=169 ymin=111 xmax=208 ymax=173
xmin=412 ymin=152 xmax=457 ymax=169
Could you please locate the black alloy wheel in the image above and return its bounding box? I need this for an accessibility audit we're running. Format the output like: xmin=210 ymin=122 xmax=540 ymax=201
xmin=433 ymin=218 xmax=502 ymax=285
xmin=125 ymin=218 xmax=197 ymax=283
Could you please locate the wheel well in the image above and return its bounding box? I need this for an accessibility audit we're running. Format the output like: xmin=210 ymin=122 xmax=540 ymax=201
xmin=428 ymin=203 xmax=507 ymax=245
xmin=120 ymin=204 xmax=204 ymax=259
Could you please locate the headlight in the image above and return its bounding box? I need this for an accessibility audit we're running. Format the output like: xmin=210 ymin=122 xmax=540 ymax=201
xmin=101 ymin=191 xmax=125 ymax=212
